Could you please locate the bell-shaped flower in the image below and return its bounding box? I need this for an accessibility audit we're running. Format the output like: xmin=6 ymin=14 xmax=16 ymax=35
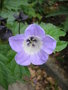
xmin=14 ymin=11 xmax=28 ymax=22
xmin=9 ymin=24 xmax=56 ymax=66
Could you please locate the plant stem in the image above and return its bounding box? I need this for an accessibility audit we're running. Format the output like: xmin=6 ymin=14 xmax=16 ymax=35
xmin=0 ymin=0 xmax=3 ymax=10
xmin=19 ymin=22 xmax=20 ymax=34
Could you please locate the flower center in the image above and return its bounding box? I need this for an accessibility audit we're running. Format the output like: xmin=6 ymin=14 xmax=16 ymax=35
xmin=23 ymin=36 xmax=42 ymax=55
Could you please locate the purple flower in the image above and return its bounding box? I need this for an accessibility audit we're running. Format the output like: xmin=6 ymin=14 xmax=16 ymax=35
xmin=13 ymin=11 xmax=28 ymax=22
xmin=0 ymin=16 xmax=7 ymax=26
xmin=9 ymin=24 xmax=56 ymax=66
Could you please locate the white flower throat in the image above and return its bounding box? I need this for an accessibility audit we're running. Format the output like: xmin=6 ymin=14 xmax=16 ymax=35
xmin=23 ymin=36 xmax=42 ymax=55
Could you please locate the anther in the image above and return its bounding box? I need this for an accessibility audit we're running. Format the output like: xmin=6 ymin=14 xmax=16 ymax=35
xmin=30 ymin=37 xmax=34 ymax=41
xmin=26 ymin=39 xmax=30 ymax=42
xmin=27 ymin=42 xmax=30 ymax=46
xmin=33 ymin=39 xmax=37 ymax=42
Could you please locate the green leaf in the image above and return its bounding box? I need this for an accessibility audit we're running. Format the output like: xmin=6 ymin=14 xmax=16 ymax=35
xmin=7 ymin=22 xmax=28 ymax=35
xmin=55 ymin=41 xmax=67 ymax=52
xmin=63 ymin=17 xmax=68 ymax=32
xmin=22 ymin=67 xmax=30 ymax=78
xmin=40 ymin=22 xmax=67 ymax=52
xmin=0 ymin=46 xmax=30 ymax=89
xmin=0 ymin=44 xmax=10 ymax=56
xmin=0 ymin=53 xmax=8 ymax=64
xmin=46 ymin=8 xmax=68 ymax=17
xmin=0 ymin=62 xmax=8 ymax=89
xmin=20 ymin=23 xmax=28 ymax=34
xmin=0 ymin=9 xmax=15 ymax=24
xmin=40 ymin=23 xmax=66 ymax=40
xmin=0 ymin=49 xmax=16 ymax=89
xmin=3 ymin=0 xmax=29 ymax=10
xmin=0 ymin=61 xmax=16 ymax=89
xmin=7 ymin=50 xmax=16 ymax=61
xmin=7 ymin=49 xmax=30 ymax=82
xmin=25 ymin=8 xmax=36 ymax=17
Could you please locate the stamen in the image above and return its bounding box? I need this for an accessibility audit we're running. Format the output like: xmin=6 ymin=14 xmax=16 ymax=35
xmin=27 ymin=42 xmax=30 ymax=46
xmin=33 ymin=39 xmax=37 ymax=42
xmin=30 ymin=37 xmax=34 ymax=41
xmin=23 ymin=36 xmax=42 ymax=55
xmin=26 ymin=39 xmax=30 ymax=42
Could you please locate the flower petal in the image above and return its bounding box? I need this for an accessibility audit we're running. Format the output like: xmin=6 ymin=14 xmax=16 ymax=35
xmin=15 ymin=51 xmax=30 ymax=66
xmin=25 ymin=24 xmax=45 ymax=38
xmin=9 ymin=34 xmax=24 ymax=52
xmin=30 ymin=50 xmax=48 ymax=65
xmin=42 ymin=35 xmax=56 ymax=54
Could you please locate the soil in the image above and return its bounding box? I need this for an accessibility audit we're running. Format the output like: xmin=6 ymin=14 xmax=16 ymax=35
xmin=28 ymin=65 xmax=62 ymax=90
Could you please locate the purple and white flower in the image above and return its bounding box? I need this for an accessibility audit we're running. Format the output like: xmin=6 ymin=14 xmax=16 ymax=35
xmin=9 ymin=24 xmax=56 ymax=66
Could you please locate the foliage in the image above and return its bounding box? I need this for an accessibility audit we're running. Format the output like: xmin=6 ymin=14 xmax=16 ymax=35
xmin=0 ymin=44 xmax=30 ymax=90
xmin=63 ymin=17 xmax=68 ymax=32
xmin=0 ymin=0 xmax=68 ymax=24
xmin=46 ymin=1 xmax=68 ymax=32
xmin=46 ymin=0 xmax=68 ymax=17
xmin=0 ymin=0 xmax=42 ymax=24
xmin=40 ymin=22 xmax=67 ymax=52
xmin=46 ymin=7 xmax=68 ymax=17
xmin=6 ymin=22 xmax=28 ymax=35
